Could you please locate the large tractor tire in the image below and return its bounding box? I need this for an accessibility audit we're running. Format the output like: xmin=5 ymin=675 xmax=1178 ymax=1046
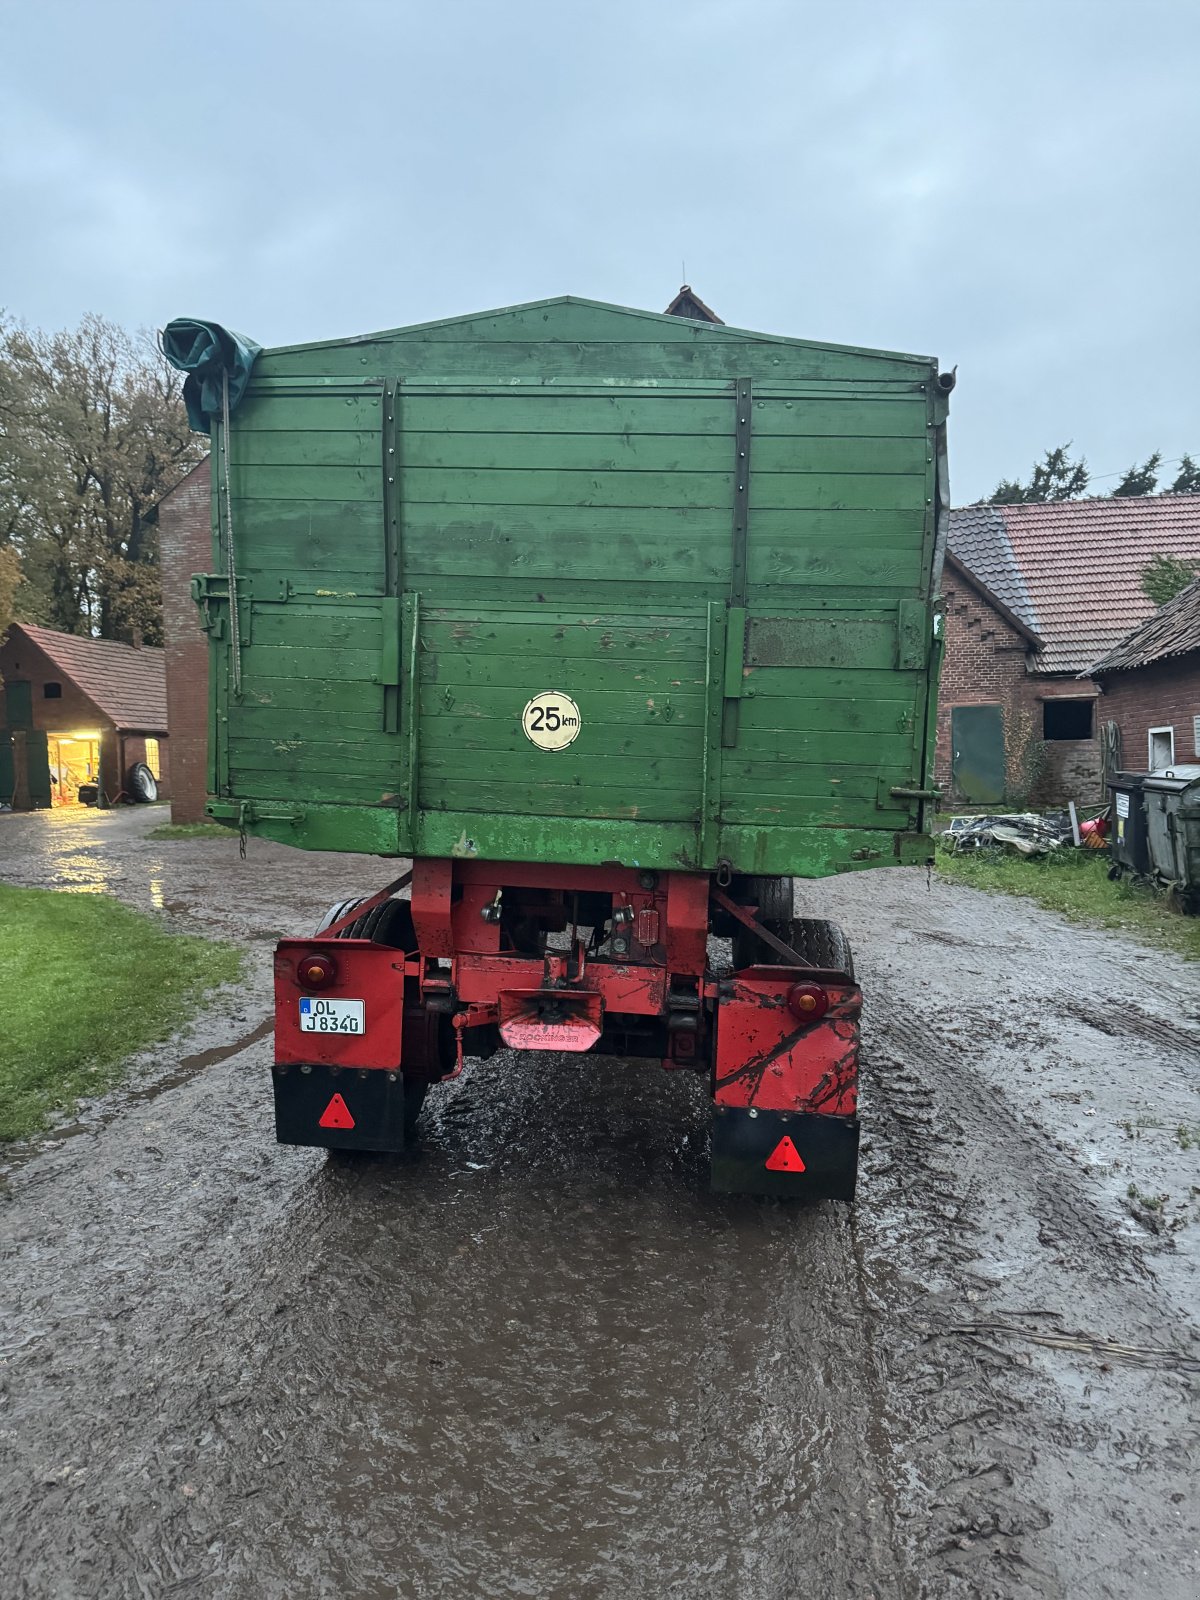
xmin=127 ymin=762 xmax=158 ymax=803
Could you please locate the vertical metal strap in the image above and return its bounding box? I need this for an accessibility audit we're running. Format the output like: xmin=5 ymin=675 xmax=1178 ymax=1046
xmin=723 ymin=378 xmax=752 ymax=746
xmin=383 ymin=379 xmax=402 ymax=594
xmin=700 ymin=600 xmax=727 ymax=867
xmin=382 ymin=380 xmax=401 ymax=733
xmin=731 ymin=377 xmax=752 ymax=608
xmin=401 ymin=591 xmax=421 ymax=854
xmin=220 ymin=371 xmax=243 ymax=697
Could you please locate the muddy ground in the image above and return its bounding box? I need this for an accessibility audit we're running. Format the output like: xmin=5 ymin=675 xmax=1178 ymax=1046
xmin=1 ymin=807 xmax=1197 ymax=1600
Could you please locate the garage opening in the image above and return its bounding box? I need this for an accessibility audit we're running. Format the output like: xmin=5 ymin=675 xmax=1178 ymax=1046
xmin=48 ymin=732 xmax=102 ymax=806
xmin=1043 ymin=699 xmax=1093 ymax=741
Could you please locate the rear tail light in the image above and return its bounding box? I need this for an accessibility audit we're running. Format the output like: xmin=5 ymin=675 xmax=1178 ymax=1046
xmin=786 ymin=982 xmax=829 ymax=1023
xmin=297 ymin=952 xmax=338 ymax=989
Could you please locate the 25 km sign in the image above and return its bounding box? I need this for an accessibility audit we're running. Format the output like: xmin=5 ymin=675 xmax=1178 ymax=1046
xmin=521 ymin=691 xmax=582 ymax=752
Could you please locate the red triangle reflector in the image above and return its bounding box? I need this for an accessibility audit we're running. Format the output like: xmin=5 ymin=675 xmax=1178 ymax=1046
xmin=318 ymin=1092 xmax=355 ymax=1130
xmin=765 ymin=1135 xmax=805 ymax=1173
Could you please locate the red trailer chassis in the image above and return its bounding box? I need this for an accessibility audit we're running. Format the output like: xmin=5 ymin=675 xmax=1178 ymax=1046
xmin=272 ymin=860 xmax=861 ymax=1199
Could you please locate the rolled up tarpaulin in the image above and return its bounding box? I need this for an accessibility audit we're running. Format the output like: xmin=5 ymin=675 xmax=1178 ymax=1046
xmin=161 ymin=318 xmax=263 ymax=434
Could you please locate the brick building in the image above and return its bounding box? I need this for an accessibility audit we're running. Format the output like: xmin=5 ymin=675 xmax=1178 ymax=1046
xmin=157 ymin=456 xmax=212 ymax=823
xmin=0 ymin=624 xmax=168 ymax=809
xmin=940 ymin=496 xmax=1200 ymax=806
xmin=1088 ymin=577 xmax=1200 ymax=772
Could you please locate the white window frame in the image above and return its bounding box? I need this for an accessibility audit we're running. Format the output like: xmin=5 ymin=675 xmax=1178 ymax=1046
xmin=1148 ymin=725 xmax=1175 ymax=768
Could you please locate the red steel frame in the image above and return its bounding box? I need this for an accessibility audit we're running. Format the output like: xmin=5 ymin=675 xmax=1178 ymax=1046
xmin=273 ymin=859 xmax=861 ymax=1192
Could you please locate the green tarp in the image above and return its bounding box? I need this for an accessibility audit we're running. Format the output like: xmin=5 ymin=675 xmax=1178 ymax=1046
xmin=161 ymin=318 xmax=262 ymax=435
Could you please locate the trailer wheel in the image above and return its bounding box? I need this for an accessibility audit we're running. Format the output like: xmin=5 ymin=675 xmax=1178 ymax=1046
xmin=715 ymin=874 xmax=794 ymax=938
xmin=315 ymin=896 xmax=416 ymax=950
xmin=315 ymin=897 xmax=365 ymax=934
xmin=733 ymin=914 xmax=855 ymax=980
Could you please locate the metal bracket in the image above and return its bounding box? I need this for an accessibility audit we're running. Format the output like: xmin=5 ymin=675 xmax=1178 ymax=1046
xmin=711 ymin=887 xmax=816 ymax=969
xmin=191 ymin=573 xmax=252 ymax=644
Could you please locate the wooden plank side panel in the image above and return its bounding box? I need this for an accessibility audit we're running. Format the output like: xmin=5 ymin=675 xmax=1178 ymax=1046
xmin=399 ymin=391 xmax=926 ymax=438
xmin=401 ymin=430 xmax=927 ymax=476
xmin=405 ymin=522 xmax=729 ymax=586
xmin=233 ymin=502 xmax=386 ymax=592
xmin=400 ymin=466 xmax=928 ymax=512
xmin=259 ymin=339 xmax=929 ymax=384
xmin=421 ymin=610 xmax=711 ymax=661
xmin=236 ymin=392 xmax=384 ymax=432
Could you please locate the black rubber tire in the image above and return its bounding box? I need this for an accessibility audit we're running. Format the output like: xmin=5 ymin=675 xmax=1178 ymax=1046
xmin=787 ymin=917 xmax=856 ymax=980
xmin=733 ymin=914 xmax=855 ymax=979
xmin=718 ymin=873 xmax=793 ymax=943
xmin=315 ymin=897 xmax=366 ymax=934
xmin=315 ymin=897 xmax=416 ymax=950
xmin=753 ymin=876 xmax=795 ymax=924
xmin=127 ymin=762 xmax=158 ymax=803
xmin=730 ymin=876 xmax=793 ymax=968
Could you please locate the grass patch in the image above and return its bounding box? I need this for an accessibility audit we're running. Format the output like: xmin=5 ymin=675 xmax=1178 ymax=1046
xmin=937 ymin=846 xmax=1200 ymax=960
xmin=0 ymin=885 xmax=245 ymax=1141
xmin=147 ymin=821 xmax=233 ymax=841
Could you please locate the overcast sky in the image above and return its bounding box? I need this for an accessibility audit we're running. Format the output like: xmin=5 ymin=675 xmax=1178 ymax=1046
xmin=1 ymin=0 xmax=1196 ymax=501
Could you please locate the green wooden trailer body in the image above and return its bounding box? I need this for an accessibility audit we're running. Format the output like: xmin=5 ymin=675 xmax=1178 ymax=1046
xmin=197 ymin=296 xmax=949 ymax=877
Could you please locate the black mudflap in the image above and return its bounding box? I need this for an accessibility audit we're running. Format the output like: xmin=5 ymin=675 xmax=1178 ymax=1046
xmin=710 ymin=1106 xmax=859 ymax=1201
xmin=273 ymin=1063 xmax=410 ymax=1152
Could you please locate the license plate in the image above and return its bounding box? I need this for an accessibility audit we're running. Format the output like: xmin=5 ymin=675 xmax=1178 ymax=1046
xmin=299 ymin=998 xmax=365 ymax=1034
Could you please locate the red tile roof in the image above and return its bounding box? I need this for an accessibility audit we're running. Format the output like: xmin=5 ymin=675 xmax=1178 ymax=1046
xmin=14 ymin=623 xmax=168 ymax=731
xmin=949 ymin=495 xmax=1200 ymax=674
xmin=1089 ymin=575 xmax=1200 ymax=673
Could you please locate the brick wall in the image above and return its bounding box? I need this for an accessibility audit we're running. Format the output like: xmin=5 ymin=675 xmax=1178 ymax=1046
xmin=937 ymin=567 xmax=1040 ymax=800
xmin=159 ymin=457 xmax=212 ymax=823
xmin=1096 ymin=653 xmax=1200 ymax=772
xmin=937 ymin=565 xmax=1104 ymax=804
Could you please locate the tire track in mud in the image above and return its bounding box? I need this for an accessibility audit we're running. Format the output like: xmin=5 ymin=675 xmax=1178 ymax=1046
xmin=855 ymin=994 xmax=1199 ymax=1600
xmin=1058 ymin=997 xmax=1200 ymax=1057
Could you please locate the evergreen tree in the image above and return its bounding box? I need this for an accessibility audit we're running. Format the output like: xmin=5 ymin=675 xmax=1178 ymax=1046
xmin=988 ymin=444 xmax=1089 ymax=504
xmin=1111 ymin=452 xmax=1162 ymax=497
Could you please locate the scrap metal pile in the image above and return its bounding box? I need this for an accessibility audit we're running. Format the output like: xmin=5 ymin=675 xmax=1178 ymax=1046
xmin=945 ymin=811 xmax=1108 ymax=856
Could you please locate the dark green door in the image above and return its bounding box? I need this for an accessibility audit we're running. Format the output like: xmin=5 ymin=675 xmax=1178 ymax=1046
xmin=26 ymin=730 xmax=52 ymax=808
xmin=951 ymin=705 xmax=1005 ymax=804
xmin=6 ymin=679 xmax=33 ymax=728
